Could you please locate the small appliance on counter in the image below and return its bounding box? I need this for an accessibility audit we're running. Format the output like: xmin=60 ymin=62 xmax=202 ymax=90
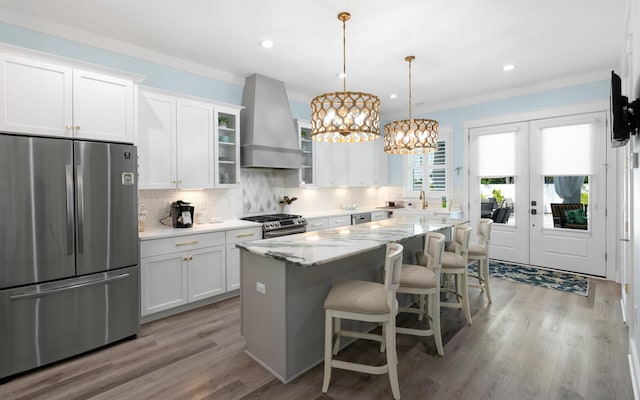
xmin=171 ymin=200 xmax=195 ymax=228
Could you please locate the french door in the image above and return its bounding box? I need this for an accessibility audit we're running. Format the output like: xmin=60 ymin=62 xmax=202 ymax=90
xmin=469 ymin=112 xmax=608 ymax=276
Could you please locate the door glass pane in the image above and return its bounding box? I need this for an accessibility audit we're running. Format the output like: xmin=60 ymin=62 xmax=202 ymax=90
xmin=480 ymin=177 xmax=515 ymax=225
xmin=543 ymin=176 xmax=589 ymax=230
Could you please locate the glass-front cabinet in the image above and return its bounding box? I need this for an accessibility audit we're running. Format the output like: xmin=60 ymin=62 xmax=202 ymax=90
xmin=215 ymin=106 xmax=241 ymax=187
xmin=296 ymin=119 xmax=314 ymax=186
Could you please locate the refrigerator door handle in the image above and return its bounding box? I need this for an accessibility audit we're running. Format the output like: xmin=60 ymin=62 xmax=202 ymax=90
xmin=9 ymin=273 xmax=131 ymax=301
xmin=65 ymin=164 xmax=74 ymax=256
xmin=76 ymin=164 xmax=85 ymax=254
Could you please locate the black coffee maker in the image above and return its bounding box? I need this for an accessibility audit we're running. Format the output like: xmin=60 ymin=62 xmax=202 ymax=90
xmin=171 ymin=200 xmax=195 ymax=228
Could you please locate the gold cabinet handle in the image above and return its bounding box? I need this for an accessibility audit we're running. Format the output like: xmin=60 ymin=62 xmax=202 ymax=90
xmin=176 ymin=240 xmax=198 ymax=246
xmin=311 ymin=223 xmax=324 ymax=227
xmin=236 ymin=233 xmax=255 ymax=238
xmin=75 ymin=125 xmax=81 ymax=131
xmin=183 ymin=256 xmax=189 ymax=261
xmin=189 ymin=256 xmax=193 ymax=261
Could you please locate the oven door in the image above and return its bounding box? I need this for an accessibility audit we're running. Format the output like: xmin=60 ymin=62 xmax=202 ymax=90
xmin=263 ymin=225 xmax=307 ymax=238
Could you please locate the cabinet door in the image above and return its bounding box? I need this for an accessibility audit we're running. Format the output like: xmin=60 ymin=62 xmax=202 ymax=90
xmin=177 ymin=99 xmax=214 ymax=189
xmin=138 ymin=90 xmax=177 ymax=189
xmin=332 ymin=143 xmax=349 ymax=186
xmin=225 ymin=227 xmax=261 ymax=291
xmin=72 ymin=69 xmax=135 ymax=143
xmin=373 ymin=138 xmax=388 ymax=186
xmin=187 ymin=246 xmax=226 ymax=302
xmin=314 ymin=141 xmax=332 ymax=187
xmin=226 ymin=244 xmax=241 ymax=292
xmin=296 ymin=120 xmax=314 ymax=186
xmin=140 ymin=252 xmax=188 ymax=316
xmin=0 ymin=55 xmax=73 ymax=137
xmin=348 ymin=141 xmax=374 ymax=186
xmin=215 ymin=106 xmax=241 ymax=187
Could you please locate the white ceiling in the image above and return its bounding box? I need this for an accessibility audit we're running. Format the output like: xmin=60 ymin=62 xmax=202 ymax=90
xmin=0 ymin=0 xmax=628 ymax=118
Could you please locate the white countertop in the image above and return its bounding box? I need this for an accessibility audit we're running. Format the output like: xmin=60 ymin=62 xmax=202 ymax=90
xmin=139 ymin=219 xmax=262 ymax=240
xmin=237 ymin=216 xmax=454 ymax=267
xmin=302 ymin=207 xmax=389 ymax=219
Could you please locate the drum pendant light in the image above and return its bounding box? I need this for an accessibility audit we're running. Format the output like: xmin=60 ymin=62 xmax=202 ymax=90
xmin=310 ymin=12 xmax=381 ymax=143
xmin=384 ymin=56 xmax=438 ymax=154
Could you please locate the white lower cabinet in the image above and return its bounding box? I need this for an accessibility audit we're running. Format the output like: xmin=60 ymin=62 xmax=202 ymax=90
xmin=186 ymin=246 xmax=226 ymax=302
xmin=140 ymin=232 xmax=226 ymax=317
xmin=225 ymin=227 xmax=262 ymax=291
xmin=140 ymin=227 xmax=261 ymax=317
xmin=140 ymin=252 xmax=188 ymax=316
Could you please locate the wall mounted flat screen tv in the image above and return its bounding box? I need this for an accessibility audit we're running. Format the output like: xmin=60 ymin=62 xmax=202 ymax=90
xmin=611 ymin=70 xmax=639 ymax=147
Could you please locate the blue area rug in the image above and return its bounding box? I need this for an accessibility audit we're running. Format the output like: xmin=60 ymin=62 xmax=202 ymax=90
xmin=467 ymin=260 xmax=589 ymax=296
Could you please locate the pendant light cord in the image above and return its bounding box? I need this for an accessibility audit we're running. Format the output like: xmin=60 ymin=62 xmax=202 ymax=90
xmin=408 ymin=57 xmax=413 ymax=121
xmin=342 ymin=17 xmax=347 ymax=93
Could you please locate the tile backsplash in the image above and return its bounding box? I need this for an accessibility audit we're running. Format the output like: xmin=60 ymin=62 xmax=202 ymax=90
xmin=139 ymin=168 xmax=403 ymax=230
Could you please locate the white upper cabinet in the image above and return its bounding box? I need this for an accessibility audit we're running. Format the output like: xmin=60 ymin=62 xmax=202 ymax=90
xmin=176 ymin=98 xmax=215 ymax=189
xmin=296 ymin=119 xmax=315 ymax=187
xmin=348 ymin=141 xmax=375 ymax=187
xmin=373 ymin=138 xmax=388 ymax=186
xmin=138 ymin=88 xmax=241 ymax=190
xmin=138 ymin=90 xmax=177 ymax=189
xmin=72 ymin=69 xmax=135 ymax=143
xmin=214 ymin=106 xmax=241 ymax=187
xmin=314 ymin=141 xmax=348 ymax=187
xmin=0 ymin=54 xmax=135 ymax=143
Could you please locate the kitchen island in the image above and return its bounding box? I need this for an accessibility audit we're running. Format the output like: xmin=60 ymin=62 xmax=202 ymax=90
xmin=237 ymin=216 xmax=457 ymax=383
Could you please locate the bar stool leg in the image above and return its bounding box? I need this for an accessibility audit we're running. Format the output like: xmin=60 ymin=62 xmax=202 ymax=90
xmin=322 ymin=311 xmax=333 ymax=393
xmin=461 ymin=270 xmax=472 ymax=325
xmin=384 ymin=320 xmax=401 ymax=400
xmin=483 ymin=259 xmax=492 ymax=303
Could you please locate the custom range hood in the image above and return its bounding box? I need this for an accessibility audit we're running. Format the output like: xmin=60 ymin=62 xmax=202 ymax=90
xmin=240 ymin=74 xmax=301 ymax=169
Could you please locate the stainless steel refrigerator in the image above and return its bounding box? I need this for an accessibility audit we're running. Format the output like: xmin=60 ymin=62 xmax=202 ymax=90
xmin=0 ymin=133 xmax=140 ymax=380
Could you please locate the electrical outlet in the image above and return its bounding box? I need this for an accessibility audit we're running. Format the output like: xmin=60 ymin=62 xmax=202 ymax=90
xmin=256 ymin=282 xmax=266 ymax=295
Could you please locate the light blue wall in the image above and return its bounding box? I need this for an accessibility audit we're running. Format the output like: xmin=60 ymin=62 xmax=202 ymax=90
xmin=385 ymin=80 xmax=610 ymax=186
xmin=0 ymin=21 xmax=313 ymax=121
xmin=0 ymin=21 xmax=608 ymax=187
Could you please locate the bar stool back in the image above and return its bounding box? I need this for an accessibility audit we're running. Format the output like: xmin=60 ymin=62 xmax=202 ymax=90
xmin=396 ymin=231 xmax=446 ymax=355
xmin=322 ymin=242 xmax=404 ymax=399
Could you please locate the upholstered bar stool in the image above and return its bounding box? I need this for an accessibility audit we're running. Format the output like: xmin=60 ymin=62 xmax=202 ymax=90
xmin=396 ymin=232 xmax=446 ymax=356
xmin=322 ymin=243 xmax=404 ymax=400
xmin=468 ymin=218 xmax=494 ymax=303
xmin=440 ymin=224 xmax=473 ymax=325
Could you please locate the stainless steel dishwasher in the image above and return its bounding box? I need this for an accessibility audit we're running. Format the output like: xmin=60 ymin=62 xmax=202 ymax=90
xmin=351 ymin=212 xmax=372 ymax=224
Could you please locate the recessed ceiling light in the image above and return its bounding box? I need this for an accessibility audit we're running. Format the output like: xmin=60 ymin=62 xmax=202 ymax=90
xmin=502 ymin=64 xmax=516 ymax=71
xmin=336 ymin=72 xmax=347 ymax=79
xmin=389 ymin=94 xmax=398 ymax=99
xmin=260 ymin=40 xmax=274 ymax=49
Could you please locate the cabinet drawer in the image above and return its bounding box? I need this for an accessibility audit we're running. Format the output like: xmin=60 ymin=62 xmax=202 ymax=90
xmin=140 ymin=231 xmax=225 ymax=257
xmin=371 ymin=211 xmax=389 ymax=221
xmin=225 ymin=227 xmax=262 ymax=244
xmin=328 ymin=216 xmax=350 ymax=228
xmin=306 ymin=217 xmax=328 ymax=231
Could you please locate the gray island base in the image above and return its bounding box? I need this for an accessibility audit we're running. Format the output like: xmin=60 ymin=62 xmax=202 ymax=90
xmin=238 ymin=216 xmax=457 ymax=383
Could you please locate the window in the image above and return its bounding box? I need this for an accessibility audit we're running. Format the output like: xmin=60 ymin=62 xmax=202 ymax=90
xmin=404 ymin=128 xmax=450 ymax=198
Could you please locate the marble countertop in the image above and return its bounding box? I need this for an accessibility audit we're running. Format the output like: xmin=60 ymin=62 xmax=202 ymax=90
xmin=139 ymin=219 xmax=262 ymax=240
xmin=237 ymin=216 xmax=455 ymax=267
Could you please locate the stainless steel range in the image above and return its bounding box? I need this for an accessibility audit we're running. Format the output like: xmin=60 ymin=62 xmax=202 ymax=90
xmin=241 ymin=214 xmax=307 ymax=238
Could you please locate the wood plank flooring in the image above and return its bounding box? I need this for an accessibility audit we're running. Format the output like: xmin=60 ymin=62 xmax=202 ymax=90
xmin=0 ymin=276 xmax=633 ymax=400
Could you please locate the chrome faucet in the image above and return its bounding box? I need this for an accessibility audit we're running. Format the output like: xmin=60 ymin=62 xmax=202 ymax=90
xmin=419 ymin=190 xmax=427 ymax=209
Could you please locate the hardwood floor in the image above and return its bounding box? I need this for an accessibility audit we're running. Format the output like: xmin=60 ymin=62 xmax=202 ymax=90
xmin=0 ymin=277 xmax=633 ymax=400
